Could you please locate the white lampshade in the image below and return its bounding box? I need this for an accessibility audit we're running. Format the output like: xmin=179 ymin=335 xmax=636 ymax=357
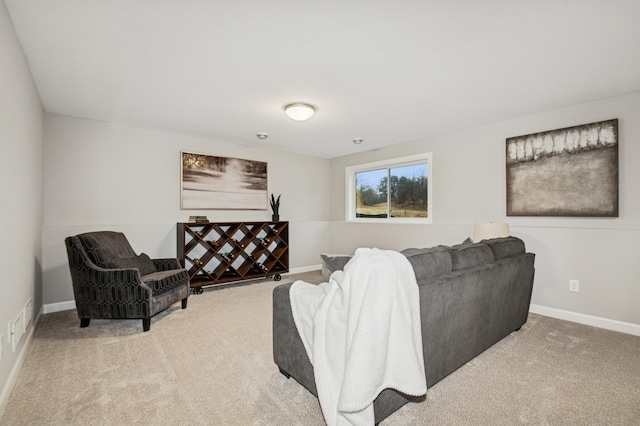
xmin=473 ymin=222 xmax=510 ymax=242
xmin=284 ymin=103 xmax=316 ymax=121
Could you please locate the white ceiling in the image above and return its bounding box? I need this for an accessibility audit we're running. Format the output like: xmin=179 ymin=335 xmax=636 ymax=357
xmin=5 ymin=0 xmax=640 ymax=159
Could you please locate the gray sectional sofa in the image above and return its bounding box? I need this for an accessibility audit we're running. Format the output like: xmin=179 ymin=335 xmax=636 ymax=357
xmin=272 ymin=236 xmax=535 ymax=424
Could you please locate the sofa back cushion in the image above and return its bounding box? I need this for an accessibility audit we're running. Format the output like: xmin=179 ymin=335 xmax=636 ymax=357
xmin=78 ymin=231 xmax=137 ymax=268
xmin=320 ymin=254 xmax=353 ymax=282
xmin=449 ymin=243 xmax=495 ymax=271
xmin=485 ymin=237 xmax=526 ymax=260
xmin=402 ymin=246 xmax=452 ymax=281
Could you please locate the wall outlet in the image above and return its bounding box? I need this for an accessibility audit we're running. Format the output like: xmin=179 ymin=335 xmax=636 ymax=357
xmin=569 ymin=279 xmax=580 ymax=292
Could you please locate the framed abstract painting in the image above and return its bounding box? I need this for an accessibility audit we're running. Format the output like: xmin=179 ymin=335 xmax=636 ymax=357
xmin=506 ymin=119 xmax=618 ymax=217
xmin=181 ymin=151 xmax=268 ymax=210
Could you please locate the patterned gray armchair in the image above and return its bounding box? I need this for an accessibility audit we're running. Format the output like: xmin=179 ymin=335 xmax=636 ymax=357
xmin=65 ymin=231 xmax=190 ymax=332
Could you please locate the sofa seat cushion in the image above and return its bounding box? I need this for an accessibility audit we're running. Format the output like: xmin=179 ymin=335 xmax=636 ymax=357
xmin=111 ymin=253 xmax=157 ymax=275
xmin=143 ymin=269 xmax=190 ymax=296
xmin=401 ymin=246 xmax=452 ymax=280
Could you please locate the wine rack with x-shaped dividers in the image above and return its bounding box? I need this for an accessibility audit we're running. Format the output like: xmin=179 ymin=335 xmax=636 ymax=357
xmin=177 ymin=221 xmax=289 ymax=294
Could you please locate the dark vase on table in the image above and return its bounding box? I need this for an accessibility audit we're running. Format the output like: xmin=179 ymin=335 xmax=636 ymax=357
xmin=272 ymin=215 xmax=279 ymax=222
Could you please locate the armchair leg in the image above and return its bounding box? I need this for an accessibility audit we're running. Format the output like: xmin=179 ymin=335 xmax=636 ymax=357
xmin=181 ymin=297 xmax=188 ymax=309
xmin=80 ymin=318 xmax=90 ymax=328
xmin=142 ymin=318 xmax=151 ymax=332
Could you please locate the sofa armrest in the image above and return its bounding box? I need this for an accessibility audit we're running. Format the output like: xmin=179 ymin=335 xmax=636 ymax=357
xmin=272 ymin=283 xmax=318 ymax=396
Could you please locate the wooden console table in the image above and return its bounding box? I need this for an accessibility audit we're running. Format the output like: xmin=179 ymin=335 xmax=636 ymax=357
xmin=177 ymin=221 xmax=289 ymax=293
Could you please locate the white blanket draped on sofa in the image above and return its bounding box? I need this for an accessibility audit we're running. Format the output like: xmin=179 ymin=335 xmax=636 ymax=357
xmin=289 ymin=248 xmax=427 ymax=426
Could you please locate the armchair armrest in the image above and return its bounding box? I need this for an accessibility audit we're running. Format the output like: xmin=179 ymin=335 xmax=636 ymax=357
xmin=70 ymin=264 xmax=153 ymax=319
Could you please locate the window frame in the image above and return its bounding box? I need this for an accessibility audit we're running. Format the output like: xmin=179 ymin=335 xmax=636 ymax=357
xmin=345 ymin=153 xmax=433 ymax=224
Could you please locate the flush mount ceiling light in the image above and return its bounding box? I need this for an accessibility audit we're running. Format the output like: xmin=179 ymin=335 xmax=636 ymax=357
xmin=284 ymin=103 xmax=316 ymax=121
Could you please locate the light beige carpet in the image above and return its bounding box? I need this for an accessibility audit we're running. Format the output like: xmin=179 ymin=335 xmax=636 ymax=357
xmin=2 ymin=271 xmax=639 ymax=425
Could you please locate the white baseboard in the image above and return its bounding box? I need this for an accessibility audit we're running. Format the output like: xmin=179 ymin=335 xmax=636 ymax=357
xmin=42 ymin=300 xmax=76 ymax=314
xmin=0 ymin=308 xmax=41 ymax=420
xmin=286 ymin=264 xmax=321 ymax=275
xmin=530 ymin=304 xmax=640 ymax=337
xmin=42 ymin=265 xmax=323 ymax=314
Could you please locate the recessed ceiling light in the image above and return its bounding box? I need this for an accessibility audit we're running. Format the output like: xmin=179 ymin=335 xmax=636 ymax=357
xmin=284 ymin=103 xmax=316 ymax=121
xmin=256 ymin=132 xmax=269 ymax=140
xmin=352 ymin=138 xmax=364 ymax=144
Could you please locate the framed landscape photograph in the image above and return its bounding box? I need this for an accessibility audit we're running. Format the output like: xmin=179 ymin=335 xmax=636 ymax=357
xmin=506 ymin=119 xmax=618 ymax=217
xmin=181 ymin=151 xmax=268 ymax=210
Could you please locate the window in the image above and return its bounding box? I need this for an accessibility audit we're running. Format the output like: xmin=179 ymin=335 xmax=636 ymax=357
xmin=346 ymin=153 xmax=432 ymax=223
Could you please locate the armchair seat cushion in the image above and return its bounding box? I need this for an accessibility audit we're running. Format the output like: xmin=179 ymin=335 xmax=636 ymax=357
xmin=143 ymin=269 xmax=191 ymax=296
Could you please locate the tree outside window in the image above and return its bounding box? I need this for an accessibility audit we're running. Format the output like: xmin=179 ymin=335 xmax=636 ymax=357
xmin=348 ymin=153 xmax=432 ymax=223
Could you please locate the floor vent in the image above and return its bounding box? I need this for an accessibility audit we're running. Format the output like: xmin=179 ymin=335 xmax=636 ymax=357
xmin=10 ymin=310 xmax=25 ymax=352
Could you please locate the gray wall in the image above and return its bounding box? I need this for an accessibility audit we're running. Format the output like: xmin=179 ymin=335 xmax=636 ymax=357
xmin=42 ymin=114 xmax=331 ymax=307
xmin=41 ymin=92 xmax=640 ymax=334
xmin=329 ymin=91 xmax=640 ymax=332
xmin=0 ymin=1 xmax=44 ymax=413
